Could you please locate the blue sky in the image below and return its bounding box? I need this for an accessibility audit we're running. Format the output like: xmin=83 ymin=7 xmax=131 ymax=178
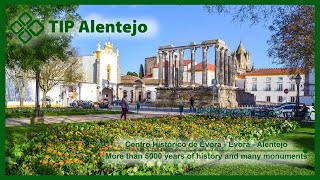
xmin=72 ymin=5 xmax=280 ymax=74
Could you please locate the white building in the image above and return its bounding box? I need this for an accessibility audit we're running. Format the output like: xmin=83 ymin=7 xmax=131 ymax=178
xmin=245 ymin=68 xmax=305 ymax=104
xmin=5 ymin=40 xmax=161 ymax=107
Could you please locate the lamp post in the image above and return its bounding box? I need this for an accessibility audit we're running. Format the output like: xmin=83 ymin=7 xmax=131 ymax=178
xmin=295 ymin=74 xmax=302 ymax=116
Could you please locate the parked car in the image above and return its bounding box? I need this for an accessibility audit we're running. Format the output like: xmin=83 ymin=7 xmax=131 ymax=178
xmin=274 ymin=104 xmax=314 ymax=120
xmin=274 ymin=102 xmax=297 ymax=109
xmin=111 ymin=100 xmax=122 ymax=106
xmin=70 ymin=100 xmax=78 ymax=108
xmin=98 ymin=99 xmax=109 ymax=108
xmin=81 ymin=101 xmax=94 ymax=109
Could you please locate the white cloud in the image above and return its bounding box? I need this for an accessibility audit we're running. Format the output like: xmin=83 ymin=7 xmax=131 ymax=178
xmin=74 ymin=13 xmax=159 ymax=40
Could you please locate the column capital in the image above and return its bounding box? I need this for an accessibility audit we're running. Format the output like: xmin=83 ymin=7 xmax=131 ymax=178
xmin=215 ymin=44 xmax=222 ymax=51
xmin=202 ymin=45 xmax=208 ymax=52
xmin=190 ymin=47 xmax=197 ymax=52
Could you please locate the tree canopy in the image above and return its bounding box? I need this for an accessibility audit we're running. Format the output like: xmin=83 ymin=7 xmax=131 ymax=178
xmin=6 ymin=5 xmax=81 ymax=71
xmin=203 ymin=5 xmax=314 ymax=71
xmin=127 ymin=71 xmax=138 ymax=77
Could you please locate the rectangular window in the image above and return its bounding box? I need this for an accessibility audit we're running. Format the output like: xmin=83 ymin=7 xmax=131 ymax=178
xmin=290 ymin=84 xmax=296 ymax=91
xmin=266 ymin=77 xmax=271 ymax=81
xmin=252 ymin=84 xmax=257 ymax=91
xmin=290 ymin=96 xmax=295 ymax=103
xmin=252 ymin=77 xmax=257 ymax=81
xmin=266 ymin=96 xmax=271 ymax=102
xmin=265 ymin=84 xmax=271 ymax=91
xmin=278 ymin=96 xmax=283 ymax=102
xmin=278 ymin=77 xmax=283 ymax=81
xmin=277 ymin=84 xmax=283 ymax=91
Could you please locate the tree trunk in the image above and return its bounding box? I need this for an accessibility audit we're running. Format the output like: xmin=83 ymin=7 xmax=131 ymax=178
xmin=42 ymin=91 xmax=47 ymax=107
xmin=35 ymin=71 xmax=40 ymax=117
xmin=19 ymin=90 xmax=25 ymax=107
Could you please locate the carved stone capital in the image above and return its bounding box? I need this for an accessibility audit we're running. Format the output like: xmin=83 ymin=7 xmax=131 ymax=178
xmin=202 ymin=45 xmax=208 ymax=52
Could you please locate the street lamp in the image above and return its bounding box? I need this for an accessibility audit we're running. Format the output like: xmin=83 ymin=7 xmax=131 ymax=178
xmin=295 ymin=74 xmax=302 ymax=116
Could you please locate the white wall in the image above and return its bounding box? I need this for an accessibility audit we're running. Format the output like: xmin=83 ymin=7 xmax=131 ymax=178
xmin=246 ymin=75 xmax=305 ymax=104
xmin=99 ymin=51 xmax=119 ymax=89
xmin=145 ymin=85 xmax=157 ymax=102
xmin=79 ymin=83 xmax=97 ymax=102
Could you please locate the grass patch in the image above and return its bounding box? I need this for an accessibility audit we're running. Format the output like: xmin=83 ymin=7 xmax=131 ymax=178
xmin=6 ymin=108 xmax=130 ymax=118
xmin=186 ymin=125 xmax=315 ymax=175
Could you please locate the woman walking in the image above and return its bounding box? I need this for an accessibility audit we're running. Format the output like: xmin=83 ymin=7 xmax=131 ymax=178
xmin=120 ymin=95 xmax=129 ymax=120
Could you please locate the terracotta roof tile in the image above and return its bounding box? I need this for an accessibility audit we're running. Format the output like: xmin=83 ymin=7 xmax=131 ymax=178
xmin=246 ymin=68 xmax=304 ymax=76
xmin=142 ymin=79 xmax=159 ymax=85
xmin=195 ymin=62 xmax=215 ymax=71
xmin=236 ymin=74 xmax=246 ymax=79
xmin=120 ymin=75 xmax=140 ymax=84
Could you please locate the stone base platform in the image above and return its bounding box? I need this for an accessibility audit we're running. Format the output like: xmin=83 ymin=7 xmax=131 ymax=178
xmin=154 ymin=86 xmax=213 ymax=107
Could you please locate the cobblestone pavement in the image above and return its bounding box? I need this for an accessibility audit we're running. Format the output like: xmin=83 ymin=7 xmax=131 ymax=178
xmin=6 ymin=110 xmax=191 ymax=127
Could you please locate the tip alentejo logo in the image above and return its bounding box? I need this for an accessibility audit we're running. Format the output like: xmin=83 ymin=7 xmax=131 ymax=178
xmin=10 ymin=12 xmax=148 ymax=44
xmin=49 ymin=19 xmax=148 ymax=36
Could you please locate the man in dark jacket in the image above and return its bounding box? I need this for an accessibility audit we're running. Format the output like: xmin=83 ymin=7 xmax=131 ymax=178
xmin=120 ymin=95 xmax=129 ymax=120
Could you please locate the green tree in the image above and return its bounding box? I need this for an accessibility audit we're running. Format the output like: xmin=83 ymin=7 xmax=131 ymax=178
xmin=126 ymin=71 xmax=138 ymax=77
xmin=139 ymin=64 xmax=144 ymax=79
xmin=268 ymin=6 xmax=314 ymax=71
xmin=203 ymin=5 xmax=314 ymax=70
xmin=6 ymin=5 xmax=81 ymax=115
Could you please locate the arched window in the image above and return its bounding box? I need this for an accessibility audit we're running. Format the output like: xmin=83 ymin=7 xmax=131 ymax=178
xmin=107 ymin=64 xmax=111 ymax=81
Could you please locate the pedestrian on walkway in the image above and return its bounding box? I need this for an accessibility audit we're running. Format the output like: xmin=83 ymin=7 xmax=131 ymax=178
xmin=121 ymin=95 xmax=129 ymax=120
xmin=190 ymin=97 xmax=195 ymax=112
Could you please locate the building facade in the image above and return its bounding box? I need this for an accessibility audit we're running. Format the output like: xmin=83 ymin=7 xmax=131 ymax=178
xmin=245 ymin=68 xmax=305 ymax=104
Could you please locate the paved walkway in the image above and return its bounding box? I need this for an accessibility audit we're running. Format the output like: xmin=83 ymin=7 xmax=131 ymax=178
xmin=6 ymin=111 xmax=190 ymax=127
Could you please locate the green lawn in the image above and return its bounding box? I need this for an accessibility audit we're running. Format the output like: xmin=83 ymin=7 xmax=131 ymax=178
xmin=186 ymin=125 xmax=315 ymax=175
xmin=6 ymin=108 xmax=130 ymax=118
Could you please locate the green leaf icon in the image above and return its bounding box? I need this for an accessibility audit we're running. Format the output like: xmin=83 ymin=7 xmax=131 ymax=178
xmin=9 ymin=12 xmax=44 ymax=44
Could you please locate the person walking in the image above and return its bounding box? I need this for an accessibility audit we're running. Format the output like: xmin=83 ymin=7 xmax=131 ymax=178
xmin=120 ymin=95 xmax=129 ymax=120
xmin=190 ymin=97 xmax=195 ymax=112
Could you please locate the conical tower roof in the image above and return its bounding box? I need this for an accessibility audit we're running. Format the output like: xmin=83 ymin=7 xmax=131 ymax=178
xmin=236 ymin=41 xmax=245 ymax=54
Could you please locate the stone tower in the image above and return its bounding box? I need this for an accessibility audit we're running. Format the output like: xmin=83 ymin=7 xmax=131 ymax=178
xmin=145 ymin=56 xmax=157 ymax=76
xmin=235 ymin=41 xmax=251 ymax=74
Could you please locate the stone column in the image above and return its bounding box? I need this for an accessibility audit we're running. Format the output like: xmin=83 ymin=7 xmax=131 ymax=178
xmin=178 ymin=49 xmax=184 ymax=86
xmin=172 ymin=51 xmax=176 ymax=87
xmin=163 ymin=52 xmax=168 ymax=87
xmin=168 ymin=50 xmax=173 ymax=87
xmin=231 ymin=54 xmax=236 ymax=87
xmin=214 ymin=45 xmax=221 ymax=85
xmin=202 ymin=46 xmax=208 ymax=86
xmin=174 ymin=54 xmax=178 ymax=87
xmin=224 ymin=49 xmax=229 ymax=86
xmin=158 ymin=51 xmax=163 ymax=86
xmin=190 ymin=47 xmax=196 ymax=86
xmin=220 ymin=47 xmax=225 ymax=86
xmin=228 ymin=56 xmax=232 ymax=86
